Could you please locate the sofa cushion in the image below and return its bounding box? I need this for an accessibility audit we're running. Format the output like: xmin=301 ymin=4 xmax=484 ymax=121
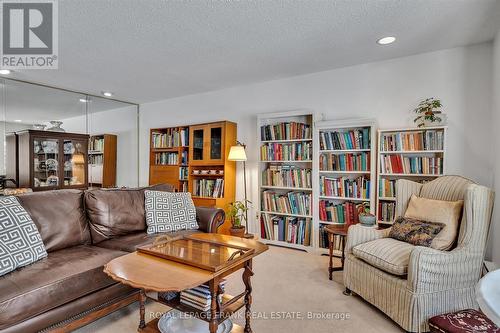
xmin=85 ymin=184 xmax=174 ymax=244
xmin=145 ymin=191 xmax=198 ymax=234
xmin=0 ymin=196 xmax=48 ymax=277
xmin=94 ymin=229 xmax=200 ymax=252
xmin=352 ymin=238 xmax=414 ymax=276
xmin=0 ymin=245 xmax=126 ymax=329
xmin=17 ymin=189 xmax=91 ymax=252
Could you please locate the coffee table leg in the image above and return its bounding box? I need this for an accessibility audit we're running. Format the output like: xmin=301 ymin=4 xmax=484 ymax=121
xmin=243 ymin=260 xmax=254 ymax=333
xmin=138 ymin=289 xmax=146 ymax=330
xmin=209 ymin=279 xmax=220 ymax=333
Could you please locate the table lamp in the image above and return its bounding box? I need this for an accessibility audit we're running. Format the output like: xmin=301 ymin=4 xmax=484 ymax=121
xmin=228 ymin=141 xmax=251 ymax=237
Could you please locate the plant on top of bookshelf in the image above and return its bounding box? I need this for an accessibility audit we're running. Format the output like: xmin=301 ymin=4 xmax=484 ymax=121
xmin=413 ymin=98 xmax=444 ymax=128
xmin=226 ymin=200 xmax=251 ymax=237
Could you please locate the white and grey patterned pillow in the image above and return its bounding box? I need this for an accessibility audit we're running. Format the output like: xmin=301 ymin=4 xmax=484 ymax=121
xmin=0 ymin=196 xmax=47 ymax=276
xmin=145 ymin=190 xmax=198 ymax=234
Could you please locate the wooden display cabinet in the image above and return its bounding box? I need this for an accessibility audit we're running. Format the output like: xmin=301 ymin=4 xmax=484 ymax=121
xmin=7 ymin=130 xmax=89 ymax=191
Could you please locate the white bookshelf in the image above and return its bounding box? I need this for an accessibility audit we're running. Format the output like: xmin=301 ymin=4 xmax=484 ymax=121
xmin=376 ymin=126 xmax=447 ymax=227
xmin=257 ymin=110 xmax=318 ymax=252
xmin=314 ymin=119 xmax=377 ymax=252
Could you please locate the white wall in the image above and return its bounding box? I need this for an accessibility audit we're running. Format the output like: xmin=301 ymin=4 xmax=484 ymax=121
xmin=139 ymin=43 xmax=495 ymax=254
xmin=63 ymin=106 xmax=139 ymax=188
xmin=491 ymin=31 xmax=500 ymax=265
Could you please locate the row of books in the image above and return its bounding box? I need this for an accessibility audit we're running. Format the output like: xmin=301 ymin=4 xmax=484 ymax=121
xmin=319 ymin=128 xmax=370 ymax=151
xmin=151 ymin=128 xmax=189 ymax=148
xmin=320 ymin=176 xmax=370 ymax=199
xmin=180 ymin=150 xmax=188 ymax=165
xmin=180 ymin=281 xmax=226 ymax=311
xmin=260 ymin=122 xmax=311 ymax=141
xmin=260 ymin=142 xmax=312 ymax=161
xmin=88 ymin=154 xmax=103 ymax=165
xmin=260 ymin=214 xmax=311 ymax=246
xmin=380 ymin=130 xmax=444 ymax=151
xmin=380 ymin=155 xmax=443 ymax=175
xmin=179 ymin=181 xmax=188 ymax=192
xmin=378 ymin=202 xmax=396 ymax=222
xmin=319 ymin=225 xmax=343 ymax=249
xmin=261 ymin=191 xmax=311 ymax=216
xmin=193 ymin=179 xmax=224 ymax=198
xmin=319 ymin=200 xmax=365 ymax=224
xmin=154 ymin=152 xmax=178 ymax=165
xmin=261 ymin=165 xmax=312 ymax=189
xmin=379 ymin=179 xmax=396 ymax=198
xmin=89 ymin=137 xmax=104 ymax=152
xmin=319 ymin=152 xmax=370 ymax=172
xmin=179 ymin=167 xmax=188 ymax=180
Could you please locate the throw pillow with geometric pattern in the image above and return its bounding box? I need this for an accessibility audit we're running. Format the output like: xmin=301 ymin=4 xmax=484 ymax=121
xmin=0 ymin=196 xmax=47 ymax=277
xmin=145 ymin=190 xmax=198 ymax=234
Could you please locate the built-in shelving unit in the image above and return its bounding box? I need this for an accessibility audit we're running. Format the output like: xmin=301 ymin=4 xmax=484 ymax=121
xmin=257 ymin=110 xmax=316 ymax=251
xmin=315 ymin=119 xmax=376 ymax=252
xmin=376 ymin=126 xmax=447 ymax=227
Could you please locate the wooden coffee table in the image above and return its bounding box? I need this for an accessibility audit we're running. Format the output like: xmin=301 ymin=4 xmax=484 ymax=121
xmin=104 ymin=233 xmax=268 ymax=333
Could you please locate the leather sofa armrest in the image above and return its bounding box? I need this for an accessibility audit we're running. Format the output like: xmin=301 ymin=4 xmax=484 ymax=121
xmin=196 ymin=207 xmax=225 ymax=233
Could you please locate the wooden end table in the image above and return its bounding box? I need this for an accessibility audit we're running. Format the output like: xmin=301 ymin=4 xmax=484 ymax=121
xmin=104 ymin=233 xmax=268 ymax=333
xmin=325 ymin=224 xmax=349 ymax=280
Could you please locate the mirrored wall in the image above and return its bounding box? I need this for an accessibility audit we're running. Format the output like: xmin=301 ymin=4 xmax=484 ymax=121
xmin=0 ymin=78 xmax=139 ymax=191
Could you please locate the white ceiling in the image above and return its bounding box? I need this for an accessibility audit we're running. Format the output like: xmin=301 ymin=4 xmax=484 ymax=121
xmin=6 ymin=0 xmax=500 ymax=104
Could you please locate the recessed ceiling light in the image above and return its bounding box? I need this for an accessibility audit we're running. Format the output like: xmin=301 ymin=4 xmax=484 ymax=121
xmin=79 ymin=98 xmax=88 ymax=103
xmin=0 ymin=69 xmax=12 ymax=75
xmin=377 ymin=36 xmax=396 ymax=45
xmin=102 ymin=91 xmax=113 ymax=97
xmin=14 ymin=119 xmax=22 ymax=122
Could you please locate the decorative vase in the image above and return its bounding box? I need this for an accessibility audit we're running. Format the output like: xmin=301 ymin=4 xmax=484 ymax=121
xmin=32 ymin=124 xmax=46 ymax=130
xmin=47 ymin=121 xmax=65 ymax=132
xmin=359 ymin=214 xmax=376 ymax=226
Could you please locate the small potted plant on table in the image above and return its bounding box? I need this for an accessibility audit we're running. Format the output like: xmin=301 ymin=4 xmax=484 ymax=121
xmin=227 ymin=200 xmax=251 ymax=237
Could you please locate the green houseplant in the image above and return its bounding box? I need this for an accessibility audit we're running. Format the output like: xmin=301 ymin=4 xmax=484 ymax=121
xmin=226 ymin=200 xmax=251 ymax=237
xmin=357 ymin=202 xmax=376 ymax=226
xmin=413 ymin=97 xmax=444 ymax=128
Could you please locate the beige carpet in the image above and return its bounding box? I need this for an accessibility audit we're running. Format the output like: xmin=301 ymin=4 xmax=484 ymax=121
xmin=75 ymin=246 xmax=404 ymax=333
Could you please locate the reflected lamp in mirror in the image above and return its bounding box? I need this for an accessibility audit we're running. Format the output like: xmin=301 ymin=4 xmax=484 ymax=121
xmin=228 ymin=144 xmax=247 ymax=161
xmin=72 ymin=154 xmax=85 ymax=165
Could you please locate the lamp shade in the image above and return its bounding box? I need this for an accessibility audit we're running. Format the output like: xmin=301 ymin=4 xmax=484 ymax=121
xmin=228 ymin=145 xmax=247 ymax=161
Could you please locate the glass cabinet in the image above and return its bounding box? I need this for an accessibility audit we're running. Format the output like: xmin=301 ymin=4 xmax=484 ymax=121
xmin=189 ymin=122 xmax=225 ymax=165
xmin=8 ymin=130 xmax=89 ymax=191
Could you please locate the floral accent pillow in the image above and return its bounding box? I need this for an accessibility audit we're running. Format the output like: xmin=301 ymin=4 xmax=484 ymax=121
xmin=389 ymin=217 xmax=445 ymax=247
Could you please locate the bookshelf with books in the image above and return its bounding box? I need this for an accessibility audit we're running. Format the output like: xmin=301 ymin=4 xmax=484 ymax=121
xmin=376 ymin=126 xmax=447 ymax=227
xmin=149 ymin=126 xmax=190 ymax=192
xmin=258 ymin=111 xmax=316 ymax=251
xmin=88 ymin=134 xmax=117 ymax=188
xmin=315 ymin=119 xmax=376 ymax=251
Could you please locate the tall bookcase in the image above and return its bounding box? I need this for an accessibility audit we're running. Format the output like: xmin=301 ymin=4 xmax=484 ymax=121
xmin=257 ymin=110 xmax=316 ymax=251
xmin=88 ymin=134 xmax=117 ymax=188
xmin=149 ymin=121 xmax=237 ymax=234
xmin=315 ymin=119 xmax=376 ymax=251
xmin=376 ymin=126 xmax=447 ymax=227
xmin=149 ymin=127 xmax=190 ymax=192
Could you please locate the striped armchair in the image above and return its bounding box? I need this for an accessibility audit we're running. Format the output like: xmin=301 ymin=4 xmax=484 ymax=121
xmin=343 ymin=176 xmax=495 ymax=332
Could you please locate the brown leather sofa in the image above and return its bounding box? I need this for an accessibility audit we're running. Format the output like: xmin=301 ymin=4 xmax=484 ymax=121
xmin=0 ymin=185 xmax=225 ymax=333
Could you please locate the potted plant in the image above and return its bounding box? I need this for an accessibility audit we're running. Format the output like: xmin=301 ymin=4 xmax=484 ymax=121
xmin=226 ymin=200 xmax=251 ymax=237
xmin=357 ymin=203 xmax=376 ymax=226
xmin=413 ymin=97 xmax=444 ymax=128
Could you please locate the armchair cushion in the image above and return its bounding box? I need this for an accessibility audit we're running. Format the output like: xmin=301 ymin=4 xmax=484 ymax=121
xmin=389 ymin=216 xmax=445 ymax=247
xmin=404 ymin=194 xmax=463 ymax=250
xmin=353 ymin=238 xmax=414 ymax=276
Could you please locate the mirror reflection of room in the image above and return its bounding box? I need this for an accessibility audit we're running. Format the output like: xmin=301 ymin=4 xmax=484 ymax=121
xmin=0 ymin=79 xmax=139 ymax=193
